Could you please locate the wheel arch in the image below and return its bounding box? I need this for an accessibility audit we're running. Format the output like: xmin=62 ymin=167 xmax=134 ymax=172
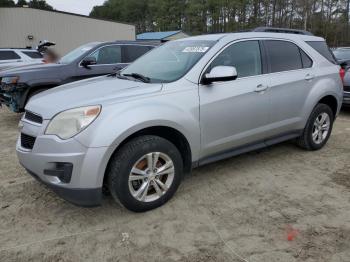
xmin=102 ymin=125 xmax=193 ymax=189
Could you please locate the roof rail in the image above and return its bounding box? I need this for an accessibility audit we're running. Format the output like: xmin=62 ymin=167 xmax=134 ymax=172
xmin=253 ymin=27 xmax=314 ymax=36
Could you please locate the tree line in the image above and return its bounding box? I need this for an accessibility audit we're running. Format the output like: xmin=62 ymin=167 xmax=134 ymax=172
xmin=90 ymin=0 xmax=350 ymax=46
xmin=0 ymin=0 xmax=53 ymax=10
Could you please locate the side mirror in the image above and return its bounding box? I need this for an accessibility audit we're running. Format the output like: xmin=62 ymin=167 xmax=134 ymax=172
xmin=81 ymin=57 xmax=97 ymax=69
xmin=202 ymin=66 xmax=237 ymax=84
xmin=340 ymin=61 xmax=350 ymax=70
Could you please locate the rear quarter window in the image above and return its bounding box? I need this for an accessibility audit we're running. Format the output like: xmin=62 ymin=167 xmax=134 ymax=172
xmin=0 ymin=51 xmax=21 ymax=60
xmin=306 ymin=41 xmax=336 ymax=64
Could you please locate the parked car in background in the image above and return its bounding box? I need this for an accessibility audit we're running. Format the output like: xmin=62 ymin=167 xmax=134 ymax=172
xmin=0 ymin=41 xmax=158 ymax=112
xmin=332 ymin=47 xmax=350 ymax=106
xmin=0 ymin=48 xmax=43 ymax=71
xmin=17 ymin=29 xmax=343 ymax=212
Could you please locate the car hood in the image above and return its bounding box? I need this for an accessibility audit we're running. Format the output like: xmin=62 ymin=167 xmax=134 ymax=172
xmin=26 ymin=76 xmax=163 ymax=119
xmin=0 ymin=63 xmax=64 ymax=77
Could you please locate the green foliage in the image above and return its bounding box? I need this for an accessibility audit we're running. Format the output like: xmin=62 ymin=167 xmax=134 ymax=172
xmin=28 ymin=0 xmax=53 ymax=10
xmin=90 ymin=0 xmax=350 ymax=45
xmin=0 ymin=0 xmax=15 ymax=7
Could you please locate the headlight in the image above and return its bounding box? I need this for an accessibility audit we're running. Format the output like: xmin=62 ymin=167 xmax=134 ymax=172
xmin=45 ymin=105 xmax=101 ymax=139
xmin=1 ymin=76 xmax=19 ymax=84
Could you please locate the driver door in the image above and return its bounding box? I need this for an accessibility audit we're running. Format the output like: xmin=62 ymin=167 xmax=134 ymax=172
xmin=199 ymin=40 xmax=271 ymax=161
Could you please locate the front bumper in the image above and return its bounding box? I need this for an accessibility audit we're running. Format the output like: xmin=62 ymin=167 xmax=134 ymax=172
xmin=16 ymin=117 xmax=109 ymax=207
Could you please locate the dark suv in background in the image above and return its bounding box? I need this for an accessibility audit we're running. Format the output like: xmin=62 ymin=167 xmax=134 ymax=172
xmin=0 ymin=41 xmax=158 ymax=112
xmin=332 ymin=47 xmax=350 ymax=106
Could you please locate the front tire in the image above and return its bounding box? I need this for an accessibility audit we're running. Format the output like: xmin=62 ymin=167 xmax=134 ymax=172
xmin=297 ymin=103 xmax=334 ymax=150
xmin=107 ymin=135 xmax=183 ymax=212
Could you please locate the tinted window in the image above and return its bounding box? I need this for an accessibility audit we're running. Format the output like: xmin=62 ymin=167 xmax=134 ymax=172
xmin=123 ymin=45 xmax=153 ymax=63
xmin=300 ymin=49 xmax=313 ymax=68
xmin=0 ymin=51 xmax=21 ymax=60
xmin=306 ymin=41 xmax=336 ymax=64
xmin=59 ymin=42 xmax=98 ymax=64
xmin=22 ymin=51 xmax=43 ymax=59
xmin=209 ymin=41 xmax=262 ymax=78
xmin=90 ymin=45 xmax=122 ymax=64
xmin=265 ymin=40 xmax=302 ymax=73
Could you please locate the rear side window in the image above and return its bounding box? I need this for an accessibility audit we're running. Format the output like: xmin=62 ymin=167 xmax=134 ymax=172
xmin=22 ymin=51 xmax=43 ymax=59
xmin=0 ymin=51 xmax=21 ymax=60
xmin=209 ymin=40 xmax=262 ymax=78
xmin=306 ymin=41 xmax=336 ymax=64
xmin=123 ymin=45 xmax=153 ymax=63
xmin=265 ymin=40 xmax=302 ymax=73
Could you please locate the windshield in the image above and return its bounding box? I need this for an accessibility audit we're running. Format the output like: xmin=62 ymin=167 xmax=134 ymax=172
xmin=59 ymin=43 xmax=99 ymax=64
xmin=333 ymin=49 xmax=350 ymax=61
xmin=122 ymin=40 xmax=215 ymax=83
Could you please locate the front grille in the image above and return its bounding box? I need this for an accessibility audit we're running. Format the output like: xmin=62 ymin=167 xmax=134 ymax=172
xmin=344 ymin=86 xmax=350 ymax=92
xmin=21 ymin=133 xmax=36 ymax=150
xmin=24 ymin=111 xmax=43 ymax=124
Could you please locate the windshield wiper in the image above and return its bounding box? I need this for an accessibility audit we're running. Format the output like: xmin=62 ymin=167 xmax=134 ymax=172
xmin=108 ymin=71 xmax=128 ymax=80
xmin=122 ymin=73 xmax=150 ymax=83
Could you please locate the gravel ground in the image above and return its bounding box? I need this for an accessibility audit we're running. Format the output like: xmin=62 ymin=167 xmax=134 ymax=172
xmin=0 ymin=107 xmax=349 ymax=262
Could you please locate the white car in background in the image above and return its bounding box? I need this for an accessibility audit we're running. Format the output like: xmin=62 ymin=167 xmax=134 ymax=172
xmin=0 ymin=48 xmax=44 ymax=71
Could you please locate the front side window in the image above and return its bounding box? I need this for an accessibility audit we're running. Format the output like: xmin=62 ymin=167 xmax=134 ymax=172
xmin=0 ymin=51 xmax=21 ymax=61
xmin=90 ymin=45 xmax=122 ymax=64
xmin=265 ymin=40 xmax=303 ymax=73
xmin=59 ymin=43 xmax=99 ymax=64
xmin=208 ymin=40 xmax=262 ymax=78
xmin=122 ymin=40 xmax=215 ymax=83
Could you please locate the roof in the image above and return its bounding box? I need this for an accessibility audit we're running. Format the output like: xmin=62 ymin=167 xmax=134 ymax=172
xmin=137 ymin=31 xmax=183 ymax=40
xmin=0 ymin=7 xmax=135 ymax=27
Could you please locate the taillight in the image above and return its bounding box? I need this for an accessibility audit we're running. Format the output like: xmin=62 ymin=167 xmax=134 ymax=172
xmin=339 ymin=68 xmax=345 ymax=83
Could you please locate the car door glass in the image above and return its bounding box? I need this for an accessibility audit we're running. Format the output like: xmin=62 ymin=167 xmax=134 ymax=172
xmin=0 ymin=51 xmax=21 ymax=61
xmin=123 ymin=45 xmax=153 ymax=63
xmin=265 ymin=40 xmax=303 ymax=73
xmin=209 ymin=41 xmax=262 ymax=78
xmin=299 ymin=49 xmax=313 ymax=68
xmin=90 ymin=45 xmax=122 ymax=65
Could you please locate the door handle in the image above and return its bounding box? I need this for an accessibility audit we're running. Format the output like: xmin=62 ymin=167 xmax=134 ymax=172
xmin=255 ymin=84 xmax=268 ymax=92
xmin=305 ymin=74 xmax=315 ymax=81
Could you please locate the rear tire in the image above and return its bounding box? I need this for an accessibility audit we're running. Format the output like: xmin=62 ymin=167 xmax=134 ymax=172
xmin=297 ymin=103 xmax=334 ymax=150
xmin=107 ymin=135 xmax=183 ymax=212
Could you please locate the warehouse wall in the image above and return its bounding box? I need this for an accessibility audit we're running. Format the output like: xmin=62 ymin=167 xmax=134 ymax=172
xmin=0 ymin=8 xmax=136 ymax=55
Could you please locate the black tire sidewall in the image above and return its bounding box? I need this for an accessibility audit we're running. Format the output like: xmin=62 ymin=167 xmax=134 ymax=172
xmin=305 ymin=104 xmax=334 ymax=150
xmin=108 ymin=136 xmax=183 ymax=212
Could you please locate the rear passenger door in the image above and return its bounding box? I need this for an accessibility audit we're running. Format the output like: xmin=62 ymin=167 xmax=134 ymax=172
xmin=0 ymin=50 xmax=23 ymax=64
xmin=263 ymin=40 xmax=314 ymax=136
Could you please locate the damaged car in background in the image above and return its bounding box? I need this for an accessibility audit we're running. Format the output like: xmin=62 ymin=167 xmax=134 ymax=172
xmin=0 ymin=41 xmax=157 ymax=112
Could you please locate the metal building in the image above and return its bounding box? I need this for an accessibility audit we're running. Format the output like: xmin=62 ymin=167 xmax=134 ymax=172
xmin=0 ymin=7 xmax=136 ymax=55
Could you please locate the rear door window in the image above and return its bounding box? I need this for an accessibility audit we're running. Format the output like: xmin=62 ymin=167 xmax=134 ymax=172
xmin=122 ymin=45 xmax=153 ymax=63
xmin=22 ymin=51 xmax=43 ymax=59
xmin=0 ymin=51 xmax=21 ymax=61
xmin=209 ymin=40 xmax=262 ymax=78
xmin=90 ymin=45 xmax=122 ymax=64
xmin=306 ymin=41 xmax=336 ymax=64
xmin=264 ymin=40 xmax=303 ymax=73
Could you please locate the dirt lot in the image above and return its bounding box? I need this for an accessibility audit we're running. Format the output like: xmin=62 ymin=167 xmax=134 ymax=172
xmin=0 ymin=107 xmax=349 ymax=262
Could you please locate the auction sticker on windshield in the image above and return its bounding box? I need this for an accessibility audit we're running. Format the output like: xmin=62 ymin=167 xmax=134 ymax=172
xmin=182 ymin=46 xmax=209 ymax=53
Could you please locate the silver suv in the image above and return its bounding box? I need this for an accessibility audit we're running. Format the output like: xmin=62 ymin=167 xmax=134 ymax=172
xmin=17 ymin=32 xmax=343 ymax=212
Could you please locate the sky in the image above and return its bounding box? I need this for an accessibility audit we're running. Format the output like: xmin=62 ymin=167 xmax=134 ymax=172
xmin=44 ymin=0 xmax=106 ymax=16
